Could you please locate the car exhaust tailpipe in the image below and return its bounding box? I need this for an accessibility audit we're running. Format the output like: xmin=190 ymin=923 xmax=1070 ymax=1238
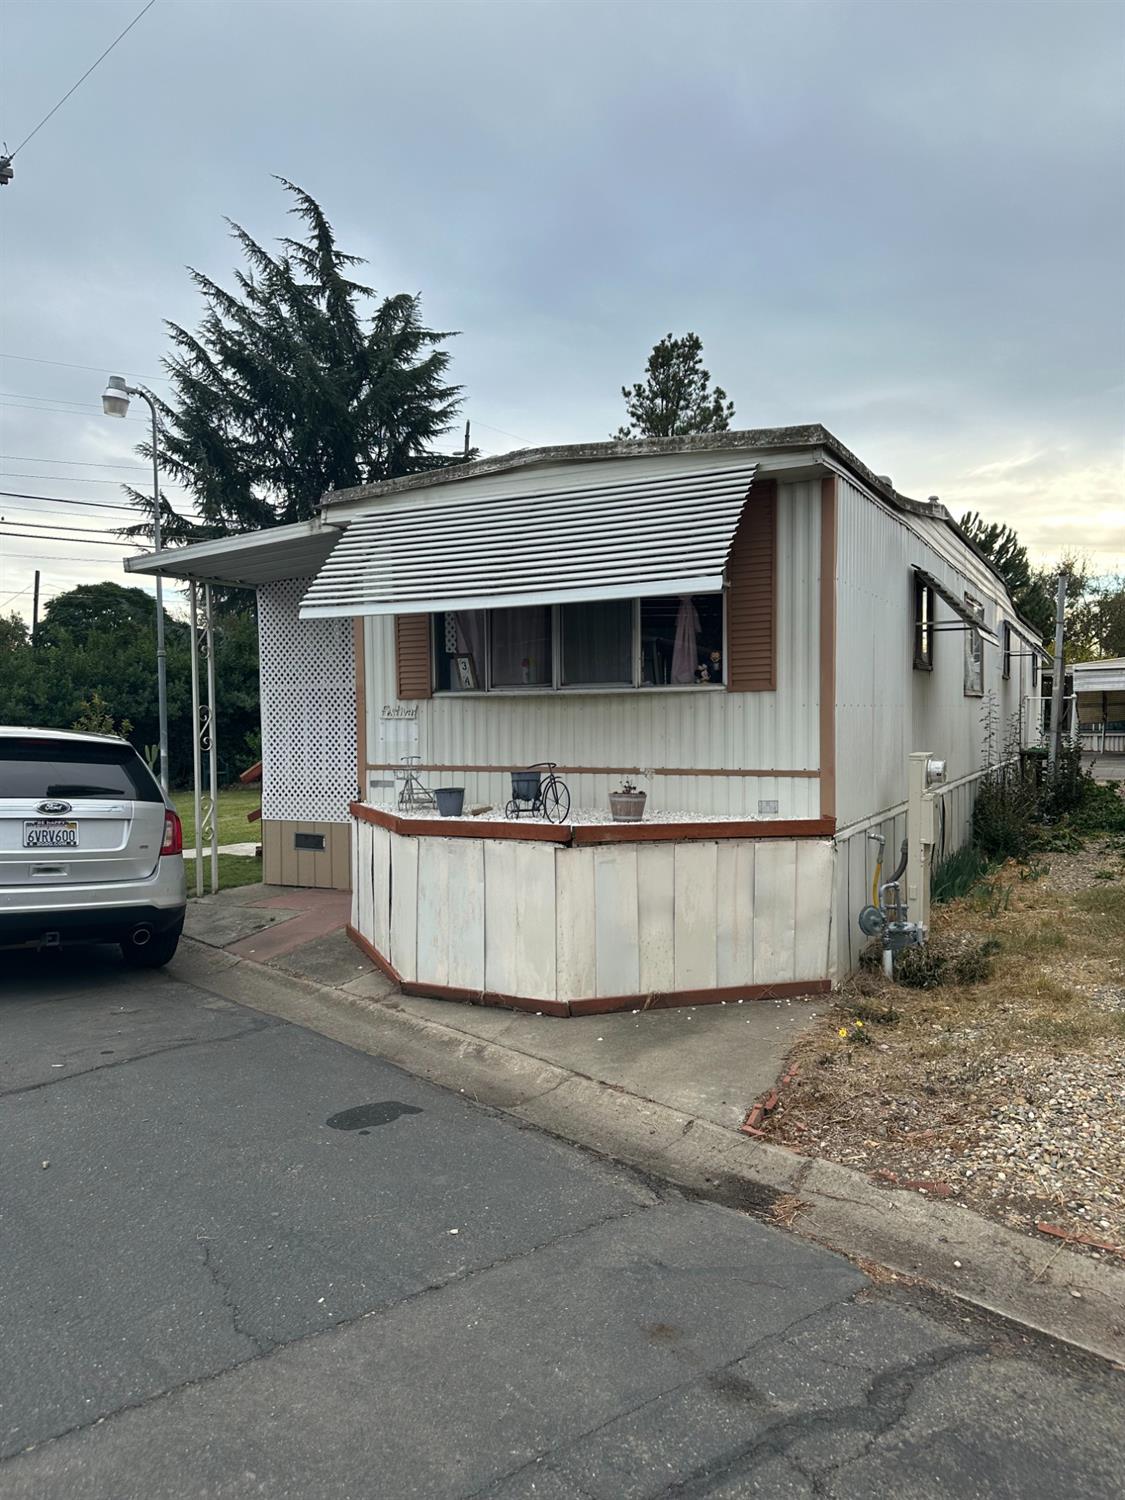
xmin=130 ymin=925 xmax=153 ymax=948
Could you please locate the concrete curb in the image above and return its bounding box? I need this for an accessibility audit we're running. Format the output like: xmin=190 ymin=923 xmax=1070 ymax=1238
xmin=175 ymin=938 xmax=1125 ymax=1367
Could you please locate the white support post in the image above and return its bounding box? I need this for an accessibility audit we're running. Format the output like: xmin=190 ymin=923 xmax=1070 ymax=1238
xmin=205 ymin=584 xmax=220 ymax=895
xmin=189 ymin=584 xmax=204 ymax=899
xmin=906 ymin=751 xmax=939 ymax=937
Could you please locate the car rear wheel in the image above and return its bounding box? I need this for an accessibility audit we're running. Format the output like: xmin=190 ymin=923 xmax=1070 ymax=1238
xmin=120 ymin=929 xmax=181 ymax=968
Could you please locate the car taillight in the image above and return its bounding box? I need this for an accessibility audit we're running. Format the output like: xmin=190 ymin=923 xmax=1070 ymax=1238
xmin=161 ymin=809 xmax=183 ymax=856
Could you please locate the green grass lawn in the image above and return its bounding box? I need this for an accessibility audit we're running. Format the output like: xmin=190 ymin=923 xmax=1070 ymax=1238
xmin=172 ymin=785 xmax=261 ymax=847
xmin=183 ymin=852 xmax=263 ymax=896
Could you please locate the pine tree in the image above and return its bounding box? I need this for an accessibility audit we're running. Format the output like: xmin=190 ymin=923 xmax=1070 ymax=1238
xmin=123 ymin=180 xmax=468 ymax=544
xmin=615 ymin=332 xmax=735 ymax=440
xmin=959 ymin=511 xmax=1058 ymax=641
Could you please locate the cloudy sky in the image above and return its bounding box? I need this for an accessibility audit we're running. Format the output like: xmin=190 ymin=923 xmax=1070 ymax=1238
xmin=2 ymin=0 xmax=1122 ymax=624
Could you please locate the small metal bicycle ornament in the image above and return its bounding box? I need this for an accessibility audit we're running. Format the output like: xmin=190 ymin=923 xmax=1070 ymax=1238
xmin=505 ymin=762 xmax=571 ymax=823
xmin=398 ymin=755 xmax=436 ymax=811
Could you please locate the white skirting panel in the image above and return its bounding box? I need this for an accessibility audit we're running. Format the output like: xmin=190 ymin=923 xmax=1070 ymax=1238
xmin=349 ymin=818 xmax=836 ymax=1011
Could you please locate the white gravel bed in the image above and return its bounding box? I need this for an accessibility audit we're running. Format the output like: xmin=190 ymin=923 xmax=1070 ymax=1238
xmin=392 ymin=804 xmax=778 ymax=826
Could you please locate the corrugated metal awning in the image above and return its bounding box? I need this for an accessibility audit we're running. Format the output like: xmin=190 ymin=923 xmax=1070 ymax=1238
xmin=299 ymin=462 xmax=758 ymax=618
xmin=913 ymin=566 xmax=1000 ymax=644
xmin=124 ymin=518 xmax=341 ymax=588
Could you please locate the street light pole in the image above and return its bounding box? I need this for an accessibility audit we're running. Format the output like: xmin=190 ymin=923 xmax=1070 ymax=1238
xmin=102 ymin=376 xmax=169 ymax=795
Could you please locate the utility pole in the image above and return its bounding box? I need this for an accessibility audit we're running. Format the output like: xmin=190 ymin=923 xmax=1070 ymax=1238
xmin=31 ymin=569 xmax=40 ymax=644
xmin=1048 ymin=570 xmax=1068 ymax=773
xmin=463 ymin=420 xmax=471 ymax=461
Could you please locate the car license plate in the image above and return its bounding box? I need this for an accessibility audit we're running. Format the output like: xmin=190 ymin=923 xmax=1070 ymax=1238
xmin=24 ymin=820 xmax=79 ymax=849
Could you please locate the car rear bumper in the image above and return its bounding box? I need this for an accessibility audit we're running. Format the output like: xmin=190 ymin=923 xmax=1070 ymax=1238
xmin=0 ymin=857 xmax=187 ymax=948
xmin=0 ymin=902 xmax=186 ymax=947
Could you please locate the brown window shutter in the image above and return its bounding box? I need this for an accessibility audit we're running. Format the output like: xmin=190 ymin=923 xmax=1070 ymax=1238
xmin=726 ymin=479 xmax=777 ymax=692
xmin=395 ymin=614 xmax=432 ymax=699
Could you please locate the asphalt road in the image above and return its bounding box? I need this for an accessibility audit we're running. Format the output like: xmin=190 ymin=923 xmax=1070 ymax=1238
xmin=1 ymin=947 xmax=1121 ymax=1499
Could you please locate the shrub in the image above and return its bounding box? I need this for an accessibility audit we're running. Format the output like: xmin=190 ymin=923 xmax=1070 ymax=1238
xmin=1071 ymin=779 xmax=1125 ymax=835
xmin=972 ymin=761 xmax=1038 ymax=860
xmin=894 ymin=946 xmax=947 ymax=989
xmin=1041 ymin=739 xmax=1089 ymax=820
xmin=932 ymin=845 xmax=991 ymax=904
xmin=951 ymin=940 xmax=999 ymax=986
xmin=894 ymin=939 xmax=996 ymax=990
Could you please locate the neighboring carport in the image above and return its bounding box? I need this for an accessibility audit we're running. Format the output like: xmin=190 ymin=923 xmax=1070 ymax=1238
xmin=1073 ymin=657 xmax=1125 ymax=757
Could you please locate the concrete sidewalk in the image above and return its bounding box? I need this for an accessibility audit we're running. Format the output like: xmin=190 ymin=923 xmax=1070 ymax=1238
xmin=181 ymin=882 xmax=824 ymax=1130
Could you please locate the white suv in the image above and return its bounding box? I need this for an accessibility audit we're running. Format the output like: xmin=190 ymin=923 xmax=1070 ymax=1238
xmin=0 ymin=727 xmax=187 ymax=967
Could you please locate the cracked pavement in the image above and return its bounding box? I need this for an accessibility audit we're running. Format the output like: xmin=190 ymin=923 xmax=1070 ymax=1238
xmin=1 ymin=947 xmax=1122 ymax=1498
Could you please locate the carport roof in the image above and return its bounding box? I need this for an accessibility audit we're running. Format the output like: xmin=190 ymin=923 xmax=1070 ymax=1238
xmin=123 ymin=518 xmax=341 ymax=588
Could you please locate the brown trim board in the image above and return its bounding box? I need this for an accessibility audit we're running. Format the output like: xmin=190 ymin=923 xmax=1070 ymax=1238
xmin=351 ymin=802 xmax=835 ymax=843
xmin=345 ymin=925 xmax=830 ymax=1018
xmin=819 ymin=474 xmax=837 ymax=821
xmin=365 ymin=762 xmax=819 ymax=780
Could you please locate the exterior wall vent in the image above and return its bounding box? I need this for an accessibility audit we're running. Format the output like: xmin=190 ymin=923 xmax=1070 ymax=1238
xmin=294 ymin=831 xmax=326 ymax=852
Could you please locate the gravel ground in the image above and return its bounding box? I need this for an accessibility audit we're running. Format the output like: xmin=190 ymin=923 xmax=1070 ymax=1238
xmin=764 ymin=834 xmax=1125 ymax=1263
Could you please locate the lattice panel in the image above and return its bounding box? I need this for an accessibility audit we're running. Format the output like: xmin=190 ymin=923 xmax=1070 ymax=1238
xmin=258 ymin=579 xmax=356 ymax=824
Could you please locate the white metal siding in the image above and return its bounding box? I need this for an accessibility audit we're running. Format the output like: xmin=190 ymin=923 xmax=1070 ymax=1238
xmin=259 ymin=578 xmax=356 ymax=824
xmin=833 ymin=475 xmax=1028 ymax=832
xmin=361 ymin=478 xmax=823 ymax=818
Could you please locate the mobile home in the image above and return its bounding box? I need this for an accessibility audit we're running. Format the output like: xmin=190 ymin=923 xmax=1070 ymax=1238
xmin=128 ymin=425 xmax=1044 ymax=1012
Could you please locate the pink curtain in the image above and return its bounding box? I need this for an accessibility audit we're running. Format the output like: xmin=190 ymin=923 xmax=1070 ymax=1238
xmin=671 ymin=596 xmax=700 ymax=683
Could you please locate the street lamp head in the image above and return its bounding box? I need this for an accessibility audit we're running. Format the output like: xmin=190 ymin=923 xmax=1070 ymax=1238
xmin=102 ymin=375 xmax=131 ymax=418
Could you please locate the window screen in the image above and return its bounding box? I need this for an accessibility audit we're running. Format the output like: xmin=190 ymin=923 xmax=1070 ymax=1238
xmin=490 ymin=606 xmax=552 ymax=687
xmin=913 ymin=579 xmax=935 ymax=671
xmin=963 ymin=596 xmax=985 ymax=696
xmin=641 ymin=595 xmax=724 ymax=684
xmin=560 ymin=600 xmax=632 ymax=684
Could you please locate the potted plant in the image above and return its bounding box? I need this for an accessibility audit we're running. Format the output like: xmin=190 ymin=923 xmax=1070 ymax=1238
xmin=608 ymin=779 xmax=647 ymax=822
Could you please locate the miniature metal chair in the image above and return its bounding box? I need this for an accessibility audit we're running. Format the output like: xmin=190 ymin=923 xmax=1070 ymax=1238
xmin=397 ymin=755 xmax=436 ymax=811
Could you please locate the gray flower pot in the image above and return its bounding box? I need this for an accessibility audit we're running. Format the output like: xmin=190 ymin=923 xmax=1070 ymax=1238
xmin=511 ymin=770 xmax=541 ymax=802
xmin=434 ymin=787 xmax=465 ymax=818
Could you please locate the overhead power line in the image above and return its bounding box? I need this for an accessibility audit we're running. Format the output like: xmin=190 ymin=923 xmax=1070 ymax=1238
xmin=471 ymin=418 xmax=534 ymax=445
xmin=0 ymin=489 xmax=149 ymax=511
xmin=8 ymin=0 xmax=159 ymax=159
xmin=0 ymin=469 xmax=163 ymax=485
xmin=0 ymin=517 xmax=120 ymax=536
xmin=0 ymin=551 xmax=134 ymax=563
xmin=0 ymin=388 xmax=136 ymax=408
xmin=0 ymin=453 xmax=148 ymax=470
xmin=0 ymin=352 xmax=168 ymax=382
xmin=0 ymin=529 xmax=141 ymax=549
xmin=0 ymin=497 xmax=134 ymax=519
xmin=0 ymin=399 xmax=146 ymax=423
xmin=0 ymin=490 xmax=199 ymax=522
